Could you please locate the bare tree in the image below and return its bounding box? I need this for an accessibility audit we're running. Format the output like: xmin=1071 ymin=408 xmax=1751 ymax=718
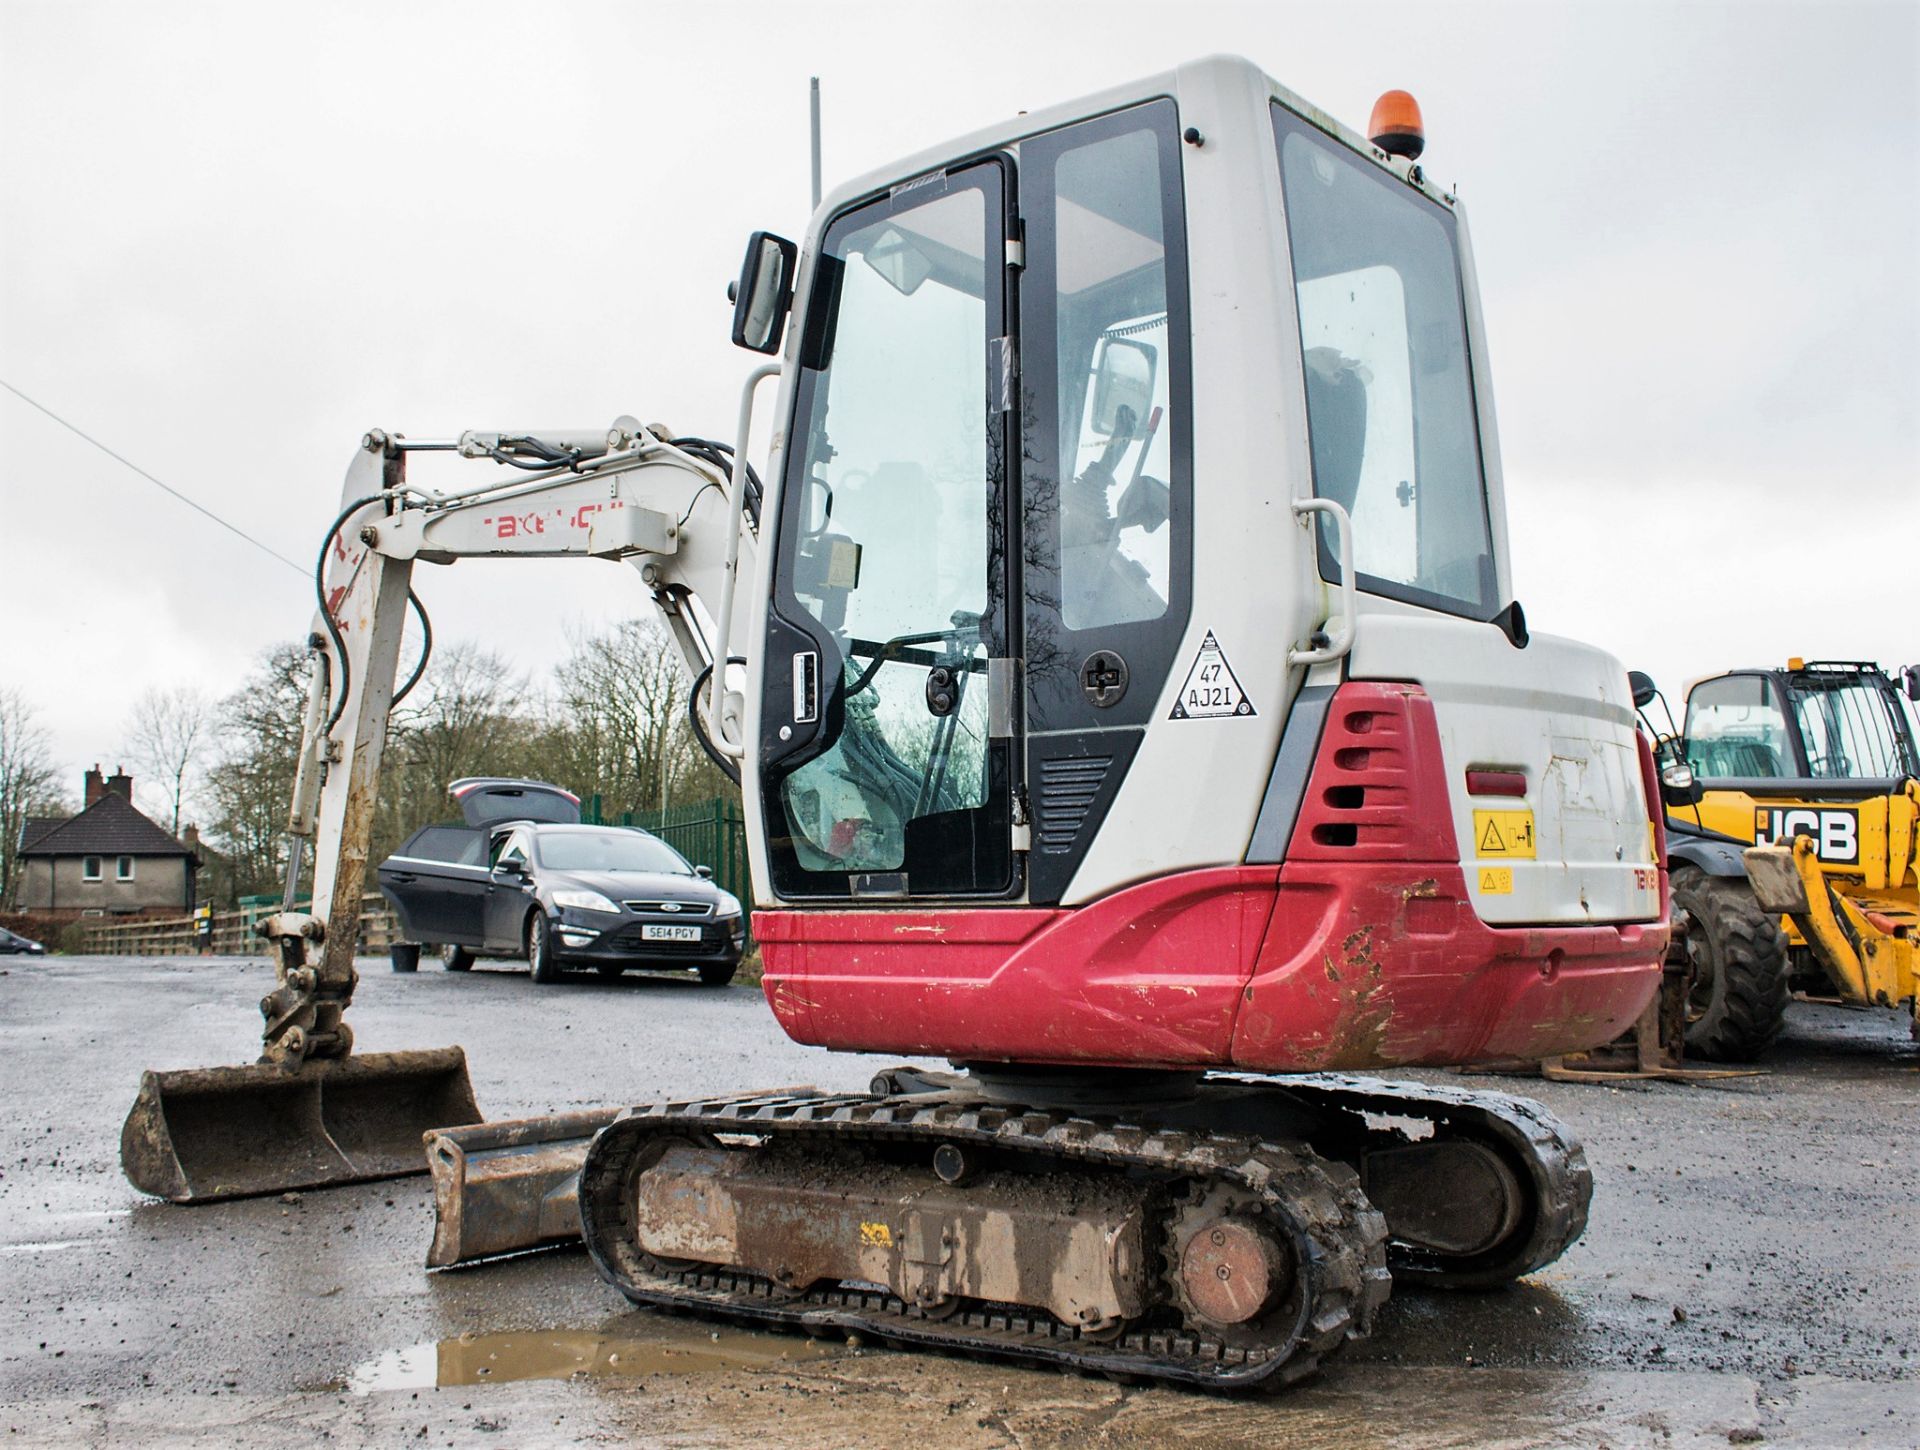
xmin=0 ymin=688 xmax=69 ymax=904
xmin=545 ymin=619 xmax=729 ymax=816
xmin=375 ymin=642 xmax=536 ymax=862
xmin=203 ymin=645 xmax=313 ymax=901
xmin=124 ymin=685 xmax=213 ymax=835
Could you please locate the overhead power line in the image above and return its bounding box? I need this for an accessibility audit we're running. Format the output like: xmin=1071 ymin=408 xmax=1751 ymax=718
xmin=0 ymin=377 xmax=308 ymax=577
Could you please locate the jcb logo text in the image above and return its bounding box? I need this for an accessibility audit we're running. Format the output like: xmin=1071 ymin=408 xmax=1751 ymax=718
xmin=1753 ymin=807 xmax=1859 ymax=866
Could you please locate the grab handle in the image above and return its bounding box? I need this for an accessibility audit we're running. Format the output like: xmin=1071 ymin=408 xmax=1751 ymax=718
xmin=1288 ymin=497 xmax=1357 ymax=666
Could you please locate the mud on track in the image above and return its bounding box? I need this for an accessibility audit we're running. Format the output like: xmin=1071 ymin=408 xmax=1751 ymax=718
xmin=1 ymin=954 xmax=1913 ymax=1446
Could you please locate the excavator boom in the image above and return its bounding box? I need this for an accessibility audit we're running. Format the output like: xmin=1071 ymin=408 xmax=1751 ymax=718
xmin=122 ymin=418 xmax=760 ymax=1201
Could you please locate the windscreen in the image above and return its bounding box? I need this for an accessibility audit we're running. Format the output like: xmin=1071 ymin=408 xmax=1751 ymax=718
xmin=1788 ymin=675 xmax=1918 ymax=780
xmin=534 ymin=829 xmax=691 ymax=875
xmin=1274 ymin=105 xmax=1496 ymax=618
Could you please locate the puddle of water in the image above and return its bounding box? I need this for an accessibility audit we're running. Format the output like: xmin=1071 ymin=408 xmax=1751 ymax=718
xmin=349 ymin=1320 xmax=843 ymax=1395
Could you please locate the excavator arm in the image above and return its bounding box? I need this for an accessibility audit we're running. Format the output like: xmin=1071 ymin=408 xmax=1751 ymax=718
xmin=122 ymin=402 xmax=772 ymax=1203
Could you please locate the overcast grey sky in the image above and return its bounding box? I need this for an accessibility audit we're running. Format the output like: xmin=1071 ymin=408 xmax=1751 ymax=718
xmin=2 ymin=0 xmax=1915 ymax=817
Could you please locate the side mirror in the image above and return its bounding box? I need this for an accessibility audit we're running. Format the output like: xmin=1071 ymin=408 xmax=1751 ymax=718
xmin=1089 ymin=335 xmax=1156 ymax=438
xmin=1627 ymin=670 xmax=1659 ymax=710
xmin=495 ymin=857 xmax=528 ymax=877
xmin=1904 ymin=665 xmax=1920 ymax=702
xmin=730 ymin=231 xmax=798 ymax=354
xmin=694 ymin=864 xmax=714 ymax=880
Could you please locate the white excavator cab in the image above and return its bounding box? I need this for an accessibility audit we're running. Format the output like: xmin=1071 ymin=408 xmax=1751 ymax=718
xmin=739 ymin=57 xmax=1664 ymax=1073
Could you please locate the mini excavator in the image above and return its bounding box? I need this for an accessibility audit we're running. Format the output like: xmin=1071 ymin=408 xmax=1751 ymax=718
xmin=123 ymin=58 xmax=1669 ymax=1389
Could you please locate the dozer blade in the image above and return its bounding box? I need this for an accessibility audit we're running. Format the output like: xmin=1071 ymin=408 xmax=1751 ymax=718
xmin=423 ymin=1109 xmax=621 ymax=1268
xmin=121 ymin=1047 xmax=482 ymax=1203
xmin=423 ymin=1088 xmax=826 ymax=1267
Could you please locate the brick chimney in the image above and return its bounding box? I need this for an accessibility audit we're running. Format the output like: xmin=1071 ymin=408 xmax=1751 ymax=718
xmin=106 ymin=767 xmax=133 ymax=802
xmin=85 ymin=765 xmax=105 ymax=806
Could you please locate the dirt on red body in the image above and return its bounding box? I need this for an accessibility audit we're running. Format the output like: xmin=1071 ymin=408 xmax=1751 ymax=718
xmin=759 ymin=683 xmax=1665 ymax=1073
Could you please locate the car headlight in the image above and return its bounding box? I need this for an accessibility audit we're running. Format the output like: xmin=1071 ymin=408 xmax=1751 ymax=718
xmin=714 ymin=893 xmax=743 ymax=919
xmin=552 ymin=889 xmax=619 ymax=914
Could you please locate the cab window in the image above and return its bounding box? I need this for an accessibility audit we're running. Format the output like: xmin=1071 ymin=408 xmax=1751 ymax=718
xmin=1274 ymin=105 xmax=1497 ymax=618
xmin=1685 ymin=676 xmax=1791 ymax=779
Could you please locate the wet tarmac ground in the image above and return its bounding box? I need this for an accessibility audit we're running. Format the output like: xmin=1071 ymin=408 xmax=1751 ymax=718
xmin=1 ymin=953 xmax=1914 ymax=1446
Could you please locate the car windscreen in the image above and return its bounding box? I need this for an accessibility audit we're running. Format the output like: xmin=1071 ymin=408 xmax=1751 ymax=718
xmin=533 ymin=830 xmax=692 ymax=875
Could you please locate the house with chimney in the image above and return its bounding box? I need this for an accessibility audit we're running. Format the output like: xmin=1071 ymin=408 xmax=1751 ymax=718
xmin=11 ymin=766 xmax=201 ymax=917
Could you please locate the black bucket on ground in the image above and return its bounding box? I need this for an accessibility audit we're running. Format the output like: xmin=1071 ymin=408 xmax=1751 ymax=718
xmin=121 ymin=1047 xmax=482 ymax=1203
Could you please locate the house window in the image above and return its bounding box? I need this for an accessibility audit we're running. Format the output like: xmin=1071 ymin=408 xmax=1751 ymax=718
xmin=82 ymin=856 xmax=102 ymax=881
xmin=117 ymin=856 xmax=136 ymax=881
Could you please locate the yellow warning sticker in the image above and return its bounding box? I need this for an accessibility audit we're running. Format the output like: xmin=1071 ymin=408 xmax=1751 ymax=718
xmin=1478 ymin=867 xmax=1514 ymax=895
xmin=1473 ymin=809 xmax=1536 ymax=859
xmin=859 ymin=1222 xmax=892 ymax=1247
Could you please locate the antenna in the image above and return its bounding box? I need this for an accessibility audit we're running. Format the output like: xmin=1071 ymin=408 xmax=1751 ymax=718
xmin=809 ymin=76 xmax=822 ymax=211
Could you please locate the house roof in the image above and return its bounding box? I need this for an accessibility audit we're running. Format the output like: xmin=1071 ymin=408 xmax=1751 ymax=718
xmin=19 ymin=816 xmax=65 ymax=852
xmin=18 ymin=793 xmax=196 ymax=860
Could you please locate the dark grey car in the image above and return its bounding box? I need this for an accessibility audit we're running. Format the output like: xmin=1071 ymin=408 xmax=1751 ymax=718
xmin=376 ymin=779 xmax=745 ymax=986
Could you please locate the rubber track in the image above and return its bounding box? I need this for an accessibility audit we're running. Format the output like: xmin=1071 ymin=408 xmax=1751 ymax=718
xmin=1247 ymin=1073 xmax=1592 ymax=1289
xmin=578 ymin=1089 xmax=1392 ymax=1391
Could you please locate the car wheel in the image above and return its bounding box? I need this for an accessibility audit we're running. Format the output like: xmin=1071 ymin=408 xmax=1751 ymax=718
xmin=441 ymin=942 xmax=475 ymax=972
xmin=698 ymin=959 xmax=738 ymax=987
xmin=527 ymin=913 xmax=562 ymax=984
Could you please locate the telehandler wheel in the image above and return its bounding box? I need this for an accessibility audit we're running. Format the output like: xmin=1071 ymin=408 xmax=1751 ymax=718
xmin=441 ymin=942 xmax=475 ymax=972
xmin=1671 ymin=865 xmax=1790 ymax=1062
xmin=527 ymin=913 xmax=563 ymax=985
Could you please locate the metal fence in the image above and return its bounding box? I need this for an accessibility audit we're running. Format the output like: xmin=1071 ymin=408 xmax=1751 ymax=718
xmin=582 ymin=795 xmax=752 ymax=935
xmin=82 ymin=893 xmax=401 ymax=957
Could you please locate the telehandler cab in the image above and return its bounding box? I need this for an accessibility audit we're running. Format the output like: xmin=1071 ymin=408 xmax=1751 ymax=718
xmin=122 ymin=58 xmax=1668 ymax=1389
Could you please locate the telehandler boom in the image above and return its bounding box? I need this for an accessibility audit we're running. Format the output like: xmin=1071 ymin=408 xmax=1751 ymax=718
xmin=124 ymin=57 xmax=1669 ymax=1390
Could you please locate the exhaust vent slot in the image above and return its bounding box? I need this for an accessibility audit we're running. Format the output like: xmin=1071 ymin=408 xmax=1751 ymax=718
xmin=1036 ymin=755 xmax=1113 ymax=856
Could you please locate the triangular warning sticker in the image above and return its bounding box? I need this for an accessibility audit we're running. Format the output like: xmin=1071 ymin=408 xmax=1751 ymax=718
xmin=1479 ymin=818 xmax=1506 ymax=852
xmin=1170 ymin=630 xmax=1255 ymax=720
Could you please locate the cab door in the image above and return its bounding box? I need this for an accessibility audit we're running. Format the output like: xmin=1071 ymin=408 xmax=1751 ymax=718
xmin=760 ymin=159 xmax=1018 ymax=902
xmin=1012 ymin=100 xmax=1194 ymax=904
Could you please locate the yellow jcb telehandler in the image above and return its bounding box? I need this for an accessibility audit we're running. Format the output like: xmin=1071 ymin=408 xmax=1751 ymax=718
xmin=1676 ymin=660 xmax=1918 ymax=1042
